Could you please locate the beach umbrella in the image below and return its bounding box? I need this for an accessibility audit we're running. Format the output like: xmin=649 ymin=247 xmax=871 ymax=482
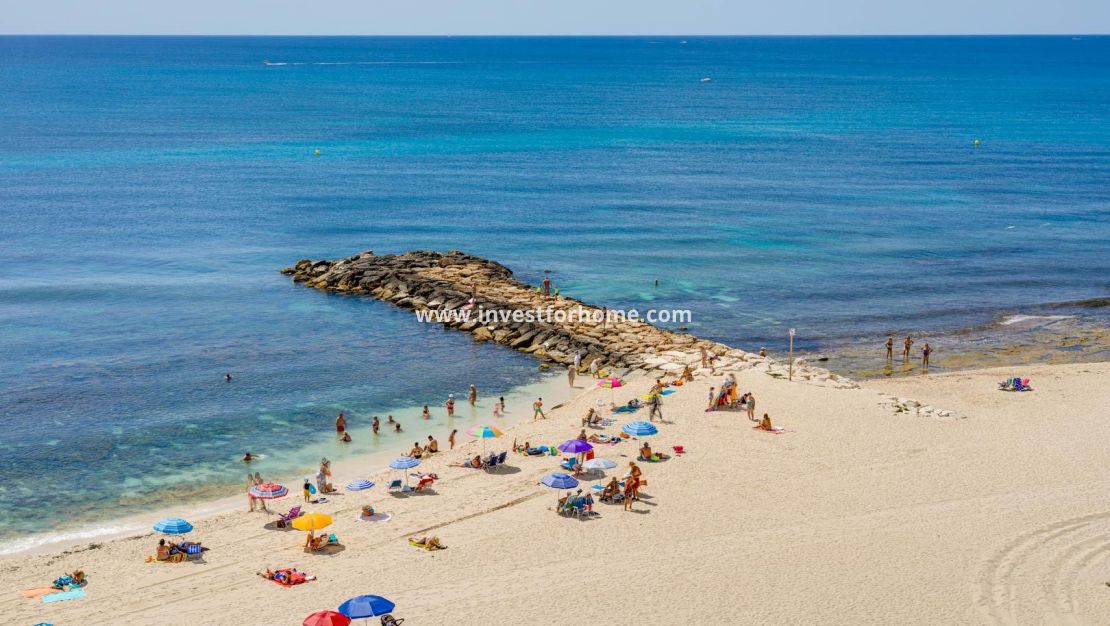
xmin=622 ymin=421 xmax=658 ymax=437
xmin=389 ymin=456 xmax=420 ymax=488
xmin=557 ymin=439 xmax=593 ymax=454
xmin=388 ymin=456 xmax=421 ymax=470
xmin=345 ymin=479 xmax=374 ymax=491
xmin=582 ymin=458 xmax=617 ymax=472
xmin=291 ymin=513 xmax=333 ymax=533
xmin=303 ymin=610 xmax=351 ymax=626
xmin=597 ymin=376 xmax=623 ymax=405
xmin=541 ymin=473 xmax=579 ymax=489
xmin=467 ymin=425 xmax=503 ymax=455
xmin=466 ymin=425 xmax=503 ymax=438
xmin=152 ymin=517 xmax=193 ymax=535
xmin=338 ymin=594 xmax=396 ymax=620
xmin=249 ymin=482 xmax=289 ymax=499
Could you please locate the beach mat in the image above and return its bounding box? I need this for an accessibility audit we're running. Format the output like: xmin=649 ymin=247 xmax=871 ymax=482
xmin=42 ymin=588 xmax=85 ymax=603
xmin=19 ymin=587 xmax=58 ymax=599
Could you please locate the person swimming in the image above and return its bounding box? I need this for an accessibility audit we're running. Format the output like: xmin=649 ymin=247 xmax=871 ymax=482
xmin=243 ymin=451 xmax=255 ymax=462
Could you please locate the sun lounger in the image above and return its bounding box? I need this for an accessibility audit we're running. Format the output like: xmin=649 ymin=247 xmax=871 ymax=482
xmin=497 ymin=451 xmax=507 ymax=464
xmin=277 ymin=505 xmax=302 ymax=527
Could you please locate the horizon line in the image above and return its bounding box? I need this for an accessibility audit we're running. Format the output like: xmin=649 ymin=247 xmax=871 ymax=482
xmin=1 ymin=32 xmax=1107 ymax=38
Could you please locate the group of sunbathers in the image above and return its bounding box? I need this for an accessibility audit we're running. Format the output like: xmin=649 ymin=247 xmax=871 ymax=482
xmin=557 ymin=489 xmax=595 ymax=515
xmin=147 ymin=538 xmax=204 ymax=563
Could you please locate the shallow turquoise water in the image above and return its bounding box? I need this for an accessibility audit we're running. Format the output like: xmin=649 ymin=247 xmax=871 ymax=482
xmin=1 ymin=35 xmax=1108 ymax=545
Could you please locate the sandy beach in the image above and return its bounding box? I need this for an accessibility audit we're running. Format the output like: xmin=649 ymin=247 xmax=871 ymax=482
xmin=4 ymin=360 xmax=1109 ymax=625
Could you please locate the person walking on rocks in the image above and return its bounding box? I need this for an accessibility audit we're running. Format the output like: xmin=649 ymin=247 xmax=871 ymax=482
xmin=533 ymin=397 xmax=546 ymax=420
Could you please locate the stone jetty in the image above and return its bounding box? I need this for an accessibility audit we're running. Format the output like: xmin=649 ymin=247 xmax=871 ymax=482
xmin=282 ymin=250 xmax=858 ymax=388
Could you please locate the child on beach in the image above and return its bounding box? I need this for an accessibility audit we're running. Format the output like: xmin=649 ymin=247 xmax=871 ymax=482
xmin=707 ymin=387 xmax=715 ymax=411
xmin=303 ymin=477 xmax=311 ymax=503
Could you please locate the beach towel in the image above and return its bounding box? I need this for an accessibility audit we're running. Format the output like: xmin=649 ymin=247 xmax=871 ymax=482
xmin=660 ymin=388 xmax=675 ymax=396
xmin=19 ymin=587 xmax=59 ymax=599
xmin=357 ymin=512 xmax=392 ymax=522
xmin=42 ymin=589 xmax=85 ymax=603
xmin=752 ymin=426 xmax=786 ymax=434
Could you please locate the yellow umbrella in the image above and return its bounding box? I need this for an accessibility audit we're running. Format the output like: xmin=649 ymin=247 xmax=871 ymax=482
xmin=291 ymin=512 xmax=333 ymax=532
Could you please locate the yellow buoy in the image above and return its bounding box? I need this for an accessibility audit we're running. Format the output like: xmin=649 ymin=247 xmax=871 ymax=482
xmin=314 ymin=148 xmax=321 ymax=156
xmin=973 ymin=139 xmax=981 ymax=147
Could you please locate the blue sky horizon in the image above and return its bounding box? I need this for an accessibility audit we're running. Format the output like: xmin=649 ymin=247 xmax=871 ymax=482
xmin=1 ymin=0 xmax=1107 ymax=36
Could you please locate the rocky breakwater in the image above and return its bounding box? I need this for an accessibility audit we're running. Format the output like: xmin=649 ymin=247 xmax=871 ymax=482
xmin=281 ymin=250 xmax=859 ymax=389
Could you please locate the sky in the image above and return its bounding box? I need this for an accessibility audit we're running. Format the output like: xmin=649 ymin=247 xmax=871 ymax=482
xmin=0 ymin=0 xmax=1107 ymax=35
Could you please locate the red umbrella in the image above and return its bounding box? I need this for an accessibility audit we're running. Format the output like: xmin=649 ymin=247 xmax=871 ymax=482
xmin=303 ymin=610 xmax=351 ymax=626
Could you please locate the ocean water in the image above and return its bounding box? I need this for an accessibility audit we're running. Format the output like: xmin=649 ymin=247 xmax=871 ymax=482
xmin=1 ymin=36 xmax=1109 ymax=548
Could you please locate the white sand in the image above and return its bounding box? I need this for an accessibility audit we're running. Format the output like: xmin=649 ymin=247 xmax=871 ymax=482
xmin=3 ymin=361 xmax=1109 ymax=625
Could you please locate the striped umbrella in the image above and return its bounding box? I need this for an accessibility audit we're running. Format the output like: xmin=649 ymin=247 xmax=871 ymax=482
xmin=338 ymin=594 xmax=396 ymax=620
xmin=303 ymin=610 xmax=351 ymax=626
xmin=466 ymin=425 xmax=503 ymax=438
xmin=248 ymin=482 xmax=289 ymax=499
xmin=153 ymin=517 xmax=193 ymax=535
xmin=622 ymin=421 xmax=658 ymax=437
xmin=345 ymin=479 xmax=374 ymax=491
xmin=467 ymin=425 xmax=503 ymax=454
xmin=389 ymin=456 xmax=420 ymax=488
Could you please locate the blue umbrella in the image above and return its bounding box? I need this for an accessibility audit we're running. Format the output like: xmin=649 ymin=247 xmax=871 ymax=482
xmin=541 ymin=473 xmax=579 ymax=489
xmin=388 ymin=457 xmax=420 ymax=470
xmin=345 ymin=479 xmax=374 ymax=491
xmin=338 ymin=594 xmax=396 ymax=620
xmin=622 ymin=421 xmax=658 ymax=437
xmin=153 ymin=517 xmax=193 ymax=535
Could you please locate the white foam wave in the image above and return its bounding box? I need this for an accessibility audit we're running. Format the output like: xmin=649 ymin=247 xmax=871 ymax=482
xmin=999 ymin=314 xmax=1075 ymax=327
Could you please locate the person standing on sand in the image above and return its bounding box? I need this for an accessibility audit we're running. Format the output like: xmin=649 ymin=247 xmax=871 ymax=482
xmin=335 ymin=411 xmax=346 ymax=435
xmin=648 ymin=394 xmax=663 ymax=422
xmin=746 ymin=393 xmax=756 ymax=420
xmin=449 ymin=429 xmax=457 ymax=450
xmin=707 ymin=387 xmax=716 ymax=411
xmin=468 ymin=385 xmax=478 ymax=406
xmin=922 ymin=342 xmax=932 ymax=368
xmin=629 ymin=461 xmax=643 ymax=500
xmin=903 ymin=336 xmax=914 ymax=361
xmin=589 ymin=357 xmax=601 ymax=378
xmin=885 ymin=336 xmax=894 ymax=360
xmin=253 ymin=472 xmax=267 ymax=511
xmin=533 ymin=397 xmax=546 ymax=420
xmin=248 ymin=474 xmax=257 ymax=512
xmin=567 ymin=364 xmax=576 ymax=387
xmin=446 ymin=395 xmax=455 ymax=417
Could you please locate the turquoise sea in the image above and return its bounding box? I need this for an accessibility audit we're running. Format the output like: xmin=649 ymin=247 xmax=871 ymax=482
xmin=1 ymin=36 xmax=1108 ymax=549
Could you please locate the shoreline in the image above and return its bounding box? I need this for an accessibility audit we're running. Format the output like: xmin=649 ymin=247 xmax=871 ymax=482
xmin=0 ymin=370 xmax=579 ymax=558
